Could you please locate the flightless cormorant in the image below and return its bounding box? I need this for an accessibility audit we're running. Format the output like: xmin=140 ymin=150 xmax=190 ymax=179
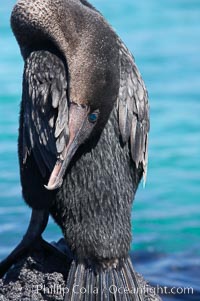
xmin=0 ymin=0 xmax=149 ymax=299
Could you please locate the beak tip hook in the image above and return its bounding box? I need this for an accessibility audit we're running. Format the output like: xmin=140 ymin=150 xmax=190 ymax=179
xmin=44 ymin=179 xmax=63 ymax=191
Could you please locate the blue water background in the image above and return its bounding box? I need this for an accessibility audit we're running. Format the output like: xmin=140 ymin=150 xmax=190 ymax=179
xmin=0 ymin=1 xmax=200 ymax=300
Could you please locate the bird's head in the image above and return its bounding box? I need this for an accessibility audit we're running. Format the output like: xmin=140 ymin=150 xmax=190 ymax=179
xmin=45 ymin=101 xmax=101 ymax=190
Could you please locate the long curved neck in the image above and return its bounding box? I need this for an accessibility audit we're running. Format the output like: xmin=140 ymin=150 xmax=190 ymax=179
xmin=11 ymin=0 xmax=119 ymax=104
xmin=11 ymin=0 xmax=79 ymax=58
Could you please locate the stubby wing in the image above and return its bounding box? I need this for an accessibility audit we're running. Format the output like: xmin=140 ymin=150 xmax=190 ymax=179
xmin=117 ymin=42 xmax=150 ymax=183
xmin=22 ymin=51 xmax=69 ymax=177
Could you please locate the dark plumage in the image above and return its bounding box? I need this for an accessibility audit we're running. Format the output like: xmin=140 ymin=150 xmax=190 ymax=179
xmin=0 ymin=0 xmax=150 ymax=299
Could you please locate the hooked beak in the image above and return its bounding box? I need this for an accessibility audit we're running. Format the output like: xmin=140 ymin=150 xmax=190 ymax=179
xmin=44 ymin=135 xmax=80 ymax=190
xmin=45 ymin=103 xmax=97 ymax=190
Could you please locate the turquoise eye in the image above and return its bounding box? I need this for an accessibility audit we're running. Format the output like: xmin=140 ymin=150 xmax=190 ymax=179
xmin=88 ymin=112 xmax=98 ymax=123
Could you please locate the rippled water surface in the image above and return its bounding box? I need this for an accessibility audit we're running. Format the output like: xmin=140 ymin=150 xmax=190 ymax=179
xmin=0 ymin=1 xmax=200 ymax=300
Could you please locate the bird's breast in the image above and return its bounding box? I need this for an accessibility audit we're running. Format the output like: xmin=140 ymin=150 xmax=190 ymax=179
xmin=51 ymin=106 xmax=135 ymax=261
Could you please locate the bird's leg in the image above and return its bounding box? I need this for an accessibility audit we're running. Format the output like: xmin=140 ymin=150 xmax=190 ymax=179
xmin=0 ymin=209 xmax=49 ymax=278
xmin=0 ymin=209 xmax=72 ymax=278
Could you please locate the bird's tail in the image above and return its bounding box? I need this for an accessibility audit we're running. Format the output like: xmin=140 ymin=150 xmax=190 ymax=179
xmin=64 ymin=257 xmax=146 ymax=301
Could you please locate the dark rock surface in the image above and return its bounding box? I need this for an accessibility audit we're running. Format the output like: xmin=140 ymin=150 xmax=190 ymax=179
xmin=0 ymin=239 xmax=162 ymax=301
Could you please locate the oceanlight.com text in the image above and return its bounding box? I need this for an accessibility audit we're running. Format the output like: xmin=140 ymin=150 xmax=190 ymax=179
xmin=33 ymin=284 xmax=194 ymax=297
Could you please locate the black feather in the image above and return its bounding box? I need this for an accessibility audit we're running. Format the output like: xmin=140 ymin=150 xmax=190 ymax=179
xmin=117 ymin=40 xmax=149 ymax=182
xmin=22 ymin=50 xmax=69 ymax=175
xmin=64 ymin=258 xmax=151 ymax=301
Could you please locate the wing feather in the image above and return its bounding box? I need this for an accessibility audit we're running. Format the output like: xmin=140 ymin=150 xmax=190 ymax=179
xmin=22 ymin=51 xmax=69 ymax=177
xmin=117 ymin=41 xmax=150 ymax=183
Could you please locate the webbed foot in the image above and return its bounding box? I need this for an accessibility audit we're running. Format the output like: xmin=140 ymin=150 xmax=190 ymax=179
xmin=37 ymin=237 xmax=73 ymax=263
